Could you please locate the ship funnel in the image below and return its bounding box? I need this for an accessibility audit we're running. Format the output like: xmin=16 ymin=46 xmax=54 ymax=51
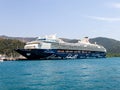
xmin=80 ymin=37 xmax=90 ymax=44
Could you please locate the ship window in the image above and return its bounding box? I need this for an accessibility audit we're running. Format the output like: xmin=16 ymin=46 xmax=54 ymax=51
xmin=87 ymin=51 xmax=91 ymax=53
xmin=58 ymin=50 xmax=64 ymax=53
xmin=78 ymin=51 xmax=81 ymax=53
xmin=74 ymin=51 xmax=78 ymax=53
xmin=69 ymin=50 xmax=73 ymax=53
xmin=66 ymin=50 xmax=69 ymax=53
xmin=38 ymin=38 xmax=46 ymax=41
xmin=82 ymin=50 xmax=86 ymax=53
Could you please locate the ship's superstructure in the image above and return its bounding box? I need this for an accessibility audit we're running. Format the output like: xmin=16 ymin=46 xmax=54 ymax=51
xmin=15 ymin=35 xmax=106 ymax=60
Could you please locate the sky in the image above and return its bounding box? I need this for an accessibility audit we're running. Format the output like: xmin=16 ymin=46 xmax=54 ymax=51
xmin=0 ymin=0 xmax=120 ymax=40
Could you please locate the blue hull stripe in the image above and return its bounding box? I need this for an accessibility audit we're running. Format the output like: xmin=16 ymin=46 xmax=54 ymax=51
xmin=15 ymin=49 xmax=106 ymax=60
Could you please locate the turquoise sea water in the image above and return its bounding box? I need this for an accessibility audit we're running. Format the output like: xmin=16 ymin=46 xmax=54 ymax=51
xmin=0 ymin=57 xmax=120 ymax=90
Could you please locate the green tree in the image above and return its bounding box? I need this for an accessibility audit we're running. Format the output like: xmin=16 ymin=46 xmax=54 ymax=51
xmin=0 ymin=38 xmax=25 ymax=57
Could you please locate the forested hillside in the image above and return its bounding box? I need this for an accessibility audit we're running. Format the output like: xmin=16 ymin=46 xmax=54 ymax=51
xmin=90 ymin=37 xmax=120 ymax=56
xmin=0 ymin=38 xmax=25 ymax=57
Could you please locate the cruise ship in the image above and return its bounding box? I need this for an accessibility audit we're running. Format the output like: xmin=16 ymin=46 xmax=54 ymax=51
xmin=15 ymin=35 xmax=106 ymax=60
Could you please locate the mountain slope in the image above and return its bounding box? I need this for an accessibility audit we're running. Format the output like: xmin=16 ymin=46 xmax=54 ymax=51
xmin=90 ymin=37 xmax=120 ymax=54
xmin=0 ymin=38 xmax=25 ymax=57
xmin=0 ymin=35 xmax=36 ymax=42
